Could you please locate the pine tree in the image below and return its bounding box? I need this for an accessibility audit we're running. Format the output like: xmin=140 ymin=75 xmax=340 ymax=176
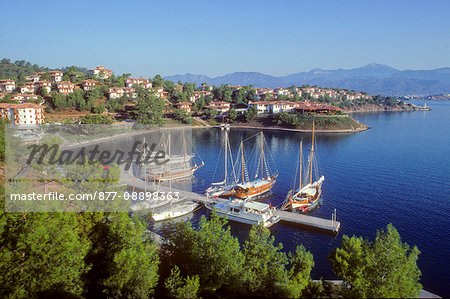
xmin=329 ymin=224 xmax=422 ymax=298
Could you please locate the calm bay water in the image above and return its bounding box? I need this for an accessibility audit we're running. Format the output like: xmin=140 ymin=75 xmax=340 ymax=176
xmin=180 ymin=101 xmax=449 ymax=296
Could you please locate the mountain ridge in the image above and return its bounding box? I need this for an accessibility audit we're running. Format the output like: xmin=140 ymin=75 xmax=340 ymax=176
xmin=165 ymin=64 xmax=450 ymax=96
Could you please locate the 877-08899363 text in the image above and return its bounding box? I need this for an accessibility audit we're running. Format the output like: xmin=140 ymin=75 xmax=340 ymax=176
xmin=8 ymin=191 xmax=180 ymax=202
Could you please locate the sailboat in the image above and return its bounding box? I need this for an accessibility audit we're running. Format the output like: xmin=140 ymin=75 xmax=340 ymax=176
xmin=142 ymin=130 xmax=204 ymax=182
xmin=233 ymin=132 xmax=278 ymax=199
xmin=206 ymin=130 xmax=239 ymax=197
xmin=282 ymin=122 xmax=324 ymax=212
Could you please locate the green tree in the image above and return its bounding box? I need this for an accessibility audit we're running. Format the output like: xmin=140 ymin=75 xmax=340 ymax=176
xmin=242 ymin=226 xmax=289 ymax=295
xmin=172 ymin=108 xmax=189 ymax=123
xmin=228 ymin=108 xmax=238 ymax=122
xmin=204 ymin=108 xmax=217 ymax=120
xmin=0 ymin=212 xmax=89 ymax=298
xmin=244 ymin=105 xmax=257 ymax=122
xmin=152 ymin=74 xmax=164 ymax=87
xmin=192 ymin=97 xmax=205 ymax=113
xmin=49 ymin=91 xmax=67 ymax=111
xmin=79 ymin=114 xmax=113 ymax=124
xmin=135 ymin=94 xmax=166 ymax=125
xmin=241 ymin=226 xmax=313 ymax=297
xmin=263 ymin=93 xmax=273 ymax=101
xmin=284 ymin=245 xmax=315 ymax=297
xmin=93 ymin=102 xmax=106 ymax=114
xmin=165 ymin=266 xmax=200 ymax=299
xmin=83 ymin=213 xmax=160 ymax=298
xmin=329 ymin=224 xmax=421 ymax=298
xmin=161 ymin=212 xmax=244 ymax=296
xmin=40 ymin=72 xmax=51 ymax=82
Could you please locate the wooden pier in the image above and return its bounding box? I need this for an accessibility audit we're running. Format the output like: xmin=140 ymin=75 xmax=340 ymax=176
xmin=120 ymin=170 xmax=340 ymax=233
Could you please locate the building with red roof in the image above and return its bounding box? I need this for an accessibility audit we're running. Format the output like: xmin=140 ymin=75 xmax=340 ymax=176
xmin=0 ymin=103 xmax=45 ymax=125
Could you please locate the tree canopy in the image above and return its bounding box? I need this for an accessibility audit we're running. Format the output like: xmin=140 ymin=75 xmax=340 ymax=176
xmin=329 ymin=224 xmax=422 ymax=298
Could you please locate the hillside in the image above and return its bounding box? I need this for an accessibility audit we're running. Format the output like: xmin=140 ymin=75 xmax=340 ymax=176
xmin=0 ymin=59 xmax=90 ymax=81
xmin=0 ymin=59 xmax=50 ymax=80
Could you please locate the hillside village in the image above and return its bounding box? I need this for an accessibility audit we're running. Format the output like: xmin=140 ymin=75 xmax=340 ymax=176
xmin=0 ymin=59 xmax=403 ymax=126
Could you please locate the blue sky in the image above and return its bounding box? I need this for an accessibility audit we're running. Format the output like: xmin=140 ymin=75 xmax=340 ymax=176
xmin=1 ymin=0 xmax=449 ymax=77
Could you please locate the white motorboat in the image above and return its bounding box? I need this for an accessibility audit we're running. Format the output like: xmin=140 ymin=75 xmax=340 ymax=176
xmin=210 ymin=199 xmax=279 ymax=227
xmin=151 ymin=201 xmax=200 ymax=222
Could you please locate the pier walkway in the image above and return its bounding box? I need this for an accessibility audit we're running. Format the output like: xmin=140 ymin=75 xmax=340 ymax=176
xmin=120 ymin=170 xmax=340 ymax=233
xmin=275 ymin=210 xmax=340 ymax=233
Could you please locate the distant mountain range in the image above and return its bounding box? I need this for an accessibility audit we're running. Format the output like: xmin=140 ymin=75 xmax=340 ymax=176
xmin=165 ymin=64 xmax=450 ymax=96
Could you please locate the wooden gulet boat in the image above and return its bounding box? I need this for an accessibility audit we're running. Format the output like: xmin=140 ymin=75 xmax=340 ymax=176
xmin=282 ymin=122 xmax=324 ymax=212
xmin=234 ymin=132 xmax=278 ymax=199
xmin=143 ymin=130 xmax=204 ymax=182
xmin=206 ymin=130 xmax=240 ymax=198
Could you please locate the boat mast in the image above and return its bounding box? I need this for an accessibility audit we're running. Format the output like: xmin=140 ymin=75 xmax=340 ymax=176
xmin=182 ymin=128 xmax=186 ymax=165
xmin=299 ymin=141 xmax=303 ymax=189
xmin=143 ymin=137 xmax=147 ymax=192
xmin=224 ymin=130 xmax=228 ymax=182
xmin=260 ymin=132 xmax=264 ymax=178
xmin=309 ymin=122 xmax=315 ymax=185
xmin=241 ymin=140 xmax=245 ymax=183
xmin=168 ymin=133 xmax=172 ymax=173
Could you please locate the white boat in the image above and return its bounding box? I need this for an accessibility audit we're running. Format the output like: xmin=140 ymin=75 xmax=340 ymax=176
xmin=211 ymin=199 xmax=280 ymax=227
xmin=129 ymin=191 xmax=186 ymax=212
xmin=151 ymin=201 xmax=200 ymax=222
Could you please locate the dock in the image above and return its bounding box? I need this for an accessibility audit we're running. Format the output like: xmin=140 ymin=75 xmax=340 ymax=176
xmin=274 ymin=210 xmax=340 ymax=233
xmin=120 ymin=169 xmax=340 ymax=233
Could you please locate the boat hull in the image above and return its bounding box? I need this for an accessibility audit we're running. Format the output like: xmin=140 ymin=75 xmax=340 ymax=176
xmin=151 ymin=163 xmax=203 ymax=182
xmin=234 ymin=175 xmax=278 ymax=199
xmin=152 ymin=202 xmax=199 ymax=221
xmin=283 ymin=176 xmax=324 ymax=213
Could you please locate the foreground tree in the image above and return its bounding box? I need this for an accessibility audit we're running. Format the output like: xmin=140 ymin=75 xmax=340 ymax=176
xmin=164 ymin=266 xmax=200 ymax=299
xmin=242 ymin=226 xmax=314 ymax=297
xmin=83 ymin=213 xmax=160 ymax=298
xmin=161 ymin=212 xmax=244 ymax=296
xmin=329 ymin=224 xmax=421 ymax=298
xmin=0 ymin=211 xmax=89 ymax=298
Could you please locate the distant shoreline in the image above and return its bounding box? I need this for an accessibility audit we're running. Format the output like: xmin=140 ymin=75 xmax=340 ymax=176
xmin=222 ymin=124 xmax=369 ymax=134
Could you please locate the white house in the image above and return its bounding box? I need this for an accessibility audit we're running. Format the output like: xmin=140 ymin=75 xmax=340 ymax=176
xmin=35 ymin=81 xmax=52 ymax=93
xmin=126 ymin=78 xmax=152 ymax=89
xmin=0 ymin=103 xmax=45 ymax=125
xmin=50 ymin=71 xmax=64 ymax=83
xmin=267 ymin=101 xmax=298 ymax=114
xmin=248 ymin=101 xmax=271 ymax=114
xmin=82 ymin=79 xmax=99 ymax=91
xmin=90 ymin=66 xmax=112 ymax=79
xmin=108 ymin=87 xmax=137 ymax=99
xmin=0 ymin=79 xmax=16 ymax=93
xmin=205 ymin=101 xmax=231 ymax=114
xmin=56 ymin=81 xmax=75 ymax=94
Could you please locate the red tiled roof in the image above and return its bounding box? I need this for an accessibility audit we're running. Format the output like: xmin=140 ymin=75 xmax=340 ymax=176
xmin=0 ymin=103 xmax=43 ymax=109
